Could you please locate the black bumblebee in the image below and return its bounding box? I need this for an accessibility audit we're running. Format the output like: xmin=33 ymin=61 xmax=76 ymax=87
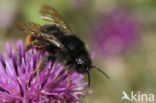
xmin=16 ymin=5 xmax=109 ymax=86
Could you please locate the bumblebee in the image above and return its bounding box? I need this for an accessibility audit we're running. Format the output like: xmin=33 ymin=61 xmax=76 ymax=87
xmin=16 ymin=5 xmax=109 ymax=86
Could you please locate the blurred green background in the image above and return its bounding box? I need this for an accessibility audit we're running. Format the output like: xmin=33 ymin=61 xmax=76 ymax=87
xmin=0 ymin=0 xmax=156 ymax=103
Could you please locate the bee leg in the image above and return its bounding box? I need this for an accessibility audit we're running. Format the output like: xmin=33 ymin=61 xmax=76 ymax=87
xmin=26 ymin=41 xmax=49 ymax=52
xmin=27 ymin=56 xmax=55 ymax=88
xmin=32 ymin=56 xmax=55 ymax=76
xmin=38 ymin=56 xmax=54 ymax=72
xmin=26 ymin=43 xmax=33 ymax=52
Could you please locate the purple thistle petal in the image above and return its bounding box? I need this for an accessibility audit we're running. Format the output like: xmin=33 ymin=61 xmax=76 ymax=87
xmin=0 ymin=40 xmax=89 ymax=102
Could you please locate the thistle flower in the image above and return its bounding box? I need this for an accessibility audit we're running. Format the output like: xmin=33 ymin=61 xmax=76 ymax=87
xmin=91 ymin=8 xmax=140 ymax=57
xmin=0 ymin=40 xmax=88 ymax=103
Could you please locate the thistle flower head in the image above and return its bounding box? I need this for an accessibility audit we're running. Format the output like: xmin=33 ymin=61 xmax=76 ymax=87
xmin=91 ymin=8 xmax=140 ymax=57
xmin=0 ymin=40 xmax=88 ymax=103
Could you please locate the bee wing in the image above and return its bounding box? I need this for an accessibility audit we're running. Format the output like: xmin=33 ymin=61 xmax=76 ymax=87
xmin=40 ymin=5 xmax=72 ymax=34
xmin=15 ymin=21 xmax=41 ymax=35
xmin=37 ymin=31 xmax=67 ymax=51
xmin=16 ymin=21 xmax=66 ymax=51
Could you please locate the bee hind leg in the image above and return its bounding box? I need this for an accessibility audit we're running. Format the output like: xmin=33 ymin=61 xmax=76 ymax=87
xmin=26 ymin=41 xmax=49 ymax=52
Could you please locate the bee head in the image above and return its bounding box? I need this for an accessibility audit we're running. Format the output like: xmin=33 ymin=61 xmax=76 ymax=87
xmin=75 ymin=55 xmax=91 ymax=74
xmin=75 ymin=55 xmax=109 ymax=86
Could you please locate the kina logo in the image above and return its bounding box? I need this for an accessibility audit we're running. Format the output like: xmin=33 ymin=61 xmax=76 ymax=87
xmin=121 ymin=90 xmax=155 ymax=102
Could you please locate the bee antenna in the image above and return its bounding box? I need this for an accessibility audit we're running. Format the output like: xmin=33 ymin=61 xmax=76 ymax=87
xmin=87 ymin=71 xmax=91 ymax=86
xmin=91 ymin=65 xmax=109 ymax=79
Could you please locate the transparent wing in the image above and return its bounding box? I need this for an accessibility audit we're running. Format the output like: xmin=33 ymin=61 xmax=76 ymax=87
xmin=37 ymin=31 xmax=67 ymax=51
xmin=15 ymin=21 xmax=41 ymax=35
xmin=16 ymin=21 xmax=66 ymax=51
xmin=40 ymin=5 xmax=72 ymax=34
